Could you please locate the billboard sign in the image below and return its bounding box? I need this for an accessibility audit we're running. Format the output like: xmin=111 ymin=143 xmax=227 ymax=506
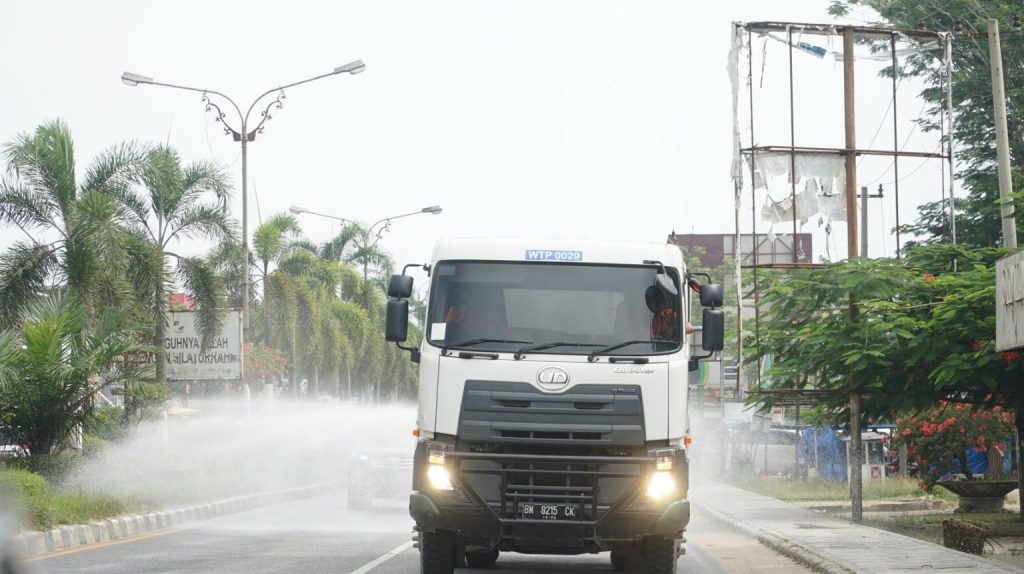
xmin=996 ymin=251 xmax=1024 ymax=351
xmin=164 ymin=310 xmax=242 ymax=380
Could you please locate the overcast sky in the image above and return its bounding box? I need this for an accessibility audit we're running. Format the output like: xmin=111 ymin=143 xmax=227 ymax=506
xmin=0 ymin=1 xmax=949 ymax=275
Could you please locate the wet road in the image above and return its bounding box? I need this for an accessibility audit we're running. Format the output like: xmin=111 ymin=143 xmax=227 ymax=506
xmin=31 ymin=490 xmax=812 ymax=574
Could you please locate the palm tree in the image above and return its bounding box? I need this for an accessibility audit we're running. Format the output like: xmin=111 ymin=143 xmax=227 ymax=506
xmin=0 ymin=295 xmax=154 ymax=454
xmin=253 ymin=213 xmax=303 ymax=282
xmin=104 ymin=144 xmax=234 ymax=385
xmin=321 ymin=222 xmax=393 ymax=305
xmin=0 ymin=119 xmax=146 ymax=327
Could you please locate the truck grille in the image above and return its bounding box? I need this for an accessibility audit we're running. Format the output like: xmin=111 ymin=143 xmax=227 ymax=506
xmin=450 ymin=452 xmax=648 ymax=524
xmin=458 ymin=381 xmax=645 ymax=447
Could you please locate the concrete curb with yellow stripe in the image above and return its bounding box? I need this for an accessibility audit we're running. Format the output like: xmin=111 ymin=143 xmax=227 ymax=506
xmin=13 ymin=481 xmax=341 ymax=557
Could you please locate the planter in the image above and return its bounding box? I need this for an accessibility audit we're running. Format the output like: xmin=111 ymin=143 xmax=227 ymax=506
xmin=936 ymin=480 xmax=1018 ymax=513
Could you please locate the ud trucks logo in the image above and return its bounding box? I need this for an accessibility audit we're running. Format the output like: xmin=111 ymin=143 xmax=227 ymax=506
xmin=537 ymin=366 xmax=570 ymax=391
xmin=613 ymin=366 xmax=655 ymax=374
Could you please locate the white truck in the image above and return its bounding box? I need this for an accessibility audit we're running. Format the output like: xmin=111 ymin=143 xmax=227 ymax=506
xmin=384 ymin=238 xmax=724 ymax=574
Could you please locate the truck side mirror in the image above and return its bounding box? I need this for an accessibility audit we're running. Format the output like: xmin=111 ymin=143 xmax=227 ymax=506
xmin=385 ymin=300 xmax=410 ymax=342
xmin=700 ymin=283 xmax=724 ymax=308
xmin=388 ymin=274 xmax=414 ymax=299
xmin=702 ymin=308 xmax=724 ymax=352
xmin=655 ymin=273 xmax=679 ymax=297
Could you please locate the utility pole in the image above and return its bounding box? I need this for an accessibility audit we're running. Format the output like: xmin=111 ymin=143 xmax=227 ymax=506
xmin=989 ymin=19 xmax=1017 ymax=249
xmin=861 ymin=186 xmax=869 ymax=257
xmin=859 ymin=185 xmax=884 ymax=258
xmin=988 ymin=16 xmax=1024 ymax=519
xmin=843 ymin=26 xmax=864 ymax=524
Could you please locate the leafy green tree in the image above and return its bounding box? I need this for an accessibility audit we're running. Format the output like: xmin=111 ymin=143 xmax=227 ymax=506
xmin=0 ymin=120 xmax=145 ymax=327
xmin=751 ymin=244 xmax=1024 ymax=422
xmin=104 ymin=144 xmax=234 ymax=385
xmin=0 ymin=295 xmax=154 ymax=454
xmin=830 ymin=0 xmax=1024 ymax=247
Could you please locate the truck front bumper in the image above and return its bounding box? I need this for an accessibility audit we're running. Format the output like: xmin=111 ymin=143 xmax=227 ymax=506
xmin=409 ymin=449 xmax=689 ymax=552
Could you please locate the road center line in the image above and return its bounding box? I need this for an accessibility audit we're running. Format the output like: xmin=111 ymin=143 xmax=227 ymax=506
xmin=349 ymin=540 xmax=415 ymax=574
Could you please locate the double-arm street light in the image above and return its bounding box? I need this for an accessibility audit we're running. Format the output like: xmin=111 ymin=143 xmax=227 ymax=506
xmin=291 ymin=204 xmax=442 ymax=238
xmin=120 ymin=60 xmax=366 ymax=352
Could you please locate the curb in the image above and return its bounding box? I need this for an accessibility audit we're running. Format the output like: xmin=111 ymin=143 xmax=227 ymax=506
xmin=698 ymin=501 xmax=858 ymax=574
xmin=14 ymin=481 xmax=341 ymax=557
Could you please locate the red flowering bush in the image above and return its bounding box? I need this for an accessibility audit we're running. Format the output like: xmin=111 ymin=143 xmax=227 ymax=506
xmin=243 ymin=344 xmax=288 ymax=384
xmin=894 ymin=402 xmax=1014 ymax=490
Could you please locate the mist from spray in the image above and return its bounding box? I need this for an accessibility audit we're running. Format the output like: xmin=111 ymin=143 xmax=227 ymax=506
xmin=61 ymin=397 xmax=417 ymax=512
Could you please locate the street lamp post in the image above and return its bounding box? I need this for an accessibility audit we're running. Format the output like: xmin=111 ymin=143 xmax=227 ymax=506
xmin=289 ymin=205 xmax=352 ymax=224
xmin=121 ymin=61 xmax=365 ymax=371
xmin=291 ymin=204 xmax=443 ymax=238
xmin=369 ymin=205 xmax=444 ymax=238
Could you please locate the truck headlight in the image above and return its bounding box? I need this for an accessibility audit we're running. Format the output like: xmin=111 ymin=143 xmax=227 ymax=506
xmin=646 ymin=471 xmax=676 ymax=500
xmin=427 ymin=464 xmax=454 ymax=491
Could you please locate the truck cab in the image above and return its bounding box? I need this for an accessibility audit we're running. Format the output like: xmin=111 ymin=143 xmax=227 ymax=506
xmin=385 ymin=238 xmax=724 ymax=574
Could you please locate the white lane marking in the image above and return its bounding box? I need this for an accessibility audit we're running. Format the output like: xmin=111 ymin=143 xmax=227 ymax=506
xmin=349 ymin=540 xmax=415 ymax=574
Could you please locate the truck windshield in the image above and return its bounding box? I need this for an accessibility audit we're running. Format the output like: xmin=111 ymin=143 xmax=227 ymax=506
xmin=426 ymin=261 xmax=682 ymax=356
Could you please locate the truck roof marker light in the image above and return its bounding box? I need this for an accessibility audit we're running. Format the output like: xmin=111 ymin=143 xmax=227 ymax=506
xmin=412 ymin=428 xmax=420 ymax=438
xmin=684 ymin=436 xmax=693 ymax=446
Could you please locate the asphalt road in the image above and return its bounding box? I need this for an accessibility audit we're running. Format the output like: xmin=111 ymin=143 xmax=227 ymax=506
xmin=30 ymin=491 xmax=812 ymax=574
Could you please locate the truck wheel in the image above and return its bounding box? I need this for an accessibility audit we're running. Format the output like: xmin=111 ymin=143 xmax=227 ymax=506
xmin=643 ymin=537 xmax=678 ymax=574
xmin=420 ymin=530 xmax=457 ymax=574
xmin=465 ymin=549 xmax=498 ymax=568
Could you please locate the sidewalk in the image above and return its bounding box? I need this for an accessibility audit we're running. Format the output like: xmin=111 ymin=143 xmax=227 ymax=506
xmin=695 ymin=482 xmax=1020 ymax=574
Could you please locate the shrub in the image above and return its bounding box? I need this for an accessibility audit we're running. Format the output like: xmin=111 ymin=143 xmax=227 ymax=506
xmin=895 ymin=403 xmax=1015 ymax=490
xmin=0 ymin=467 xmax=132 ymax=530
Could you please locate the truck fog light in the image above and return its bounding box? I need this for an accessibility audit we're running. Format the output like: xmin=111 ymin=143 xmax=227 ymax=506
xmin=646 ymin=471 xmax=676 ymax=500
xmin=655 ymin=450 xmax=674 ymax=471
xmin=427 ymin=464 xmax=454 ymax=491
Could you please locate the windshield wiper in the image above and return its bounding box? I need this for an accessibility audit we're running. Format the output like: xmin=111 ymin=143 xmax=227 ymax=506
xmin=514 ymin=341 xmax=603 ymax=360
xmin=587 ymin=339 xmax=674 ymax=362
xmin=443 ymin=338 xmax=532 ymax=354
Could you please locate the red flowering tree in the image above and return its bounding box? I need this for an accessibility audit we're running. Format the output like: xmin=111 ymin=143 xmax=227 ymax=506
xmin=895 ymin=403 xmax=1014 ymax=490
xmin=243 ymin=344 xmax=288 ymax=385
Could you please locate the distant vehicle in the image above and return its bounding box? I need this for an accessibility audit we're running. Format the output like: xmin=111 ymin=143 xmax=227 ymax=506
xmin=346 ymin=448 xmax=413 ymax=509
xmin=750 ymin=429 xmax=801 ymax=475
xmin=0 ymin=433 xmax=28 ymax=459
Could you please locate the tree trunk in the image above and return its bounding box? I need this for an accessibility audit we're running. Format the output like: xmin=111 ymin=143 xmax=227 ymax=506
xmin=263 ymin=262 xmax=272 ymax=348
xmin=1016 ymin=407 xmax=1024 ymax=520
xmin=290 ymin=323 xmax=298 ymax=397
xmin=155 ymin=305 xmax=167 ymax=386
xmin=346 ymin=367 xmax=352 ymax=399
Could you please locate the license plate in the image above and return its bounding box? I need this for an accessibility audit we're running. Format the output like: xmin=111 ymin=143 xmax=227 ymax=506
xmin=519 ymin=502 xmax=580 ymax=521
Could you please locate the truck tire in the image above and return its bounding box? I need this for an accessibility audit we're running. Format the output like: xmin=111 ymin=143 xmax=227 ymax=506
xmin=420 ymin=530 xmax=457 ymax=574
xmin=465 ymin=549 xmax=498 ymax=568
xmin=643 ymin=537 xmax=678 ymax=574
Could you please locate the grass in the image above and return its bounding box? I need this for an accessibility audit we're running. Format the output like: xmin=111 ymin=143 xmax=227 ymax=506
xmin=0 ymin=467 xmax=145 ymax=530
xmin=730 ymin=475 xmax=958 ymax=503
xmin=862 ymin=512 xmax=1023 ymax=546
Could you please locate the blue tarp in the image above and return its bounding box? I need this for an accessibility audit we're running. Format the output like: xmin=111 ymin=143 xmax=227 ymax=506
xmin=802 ymin=427 xmax=847 ymax=483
